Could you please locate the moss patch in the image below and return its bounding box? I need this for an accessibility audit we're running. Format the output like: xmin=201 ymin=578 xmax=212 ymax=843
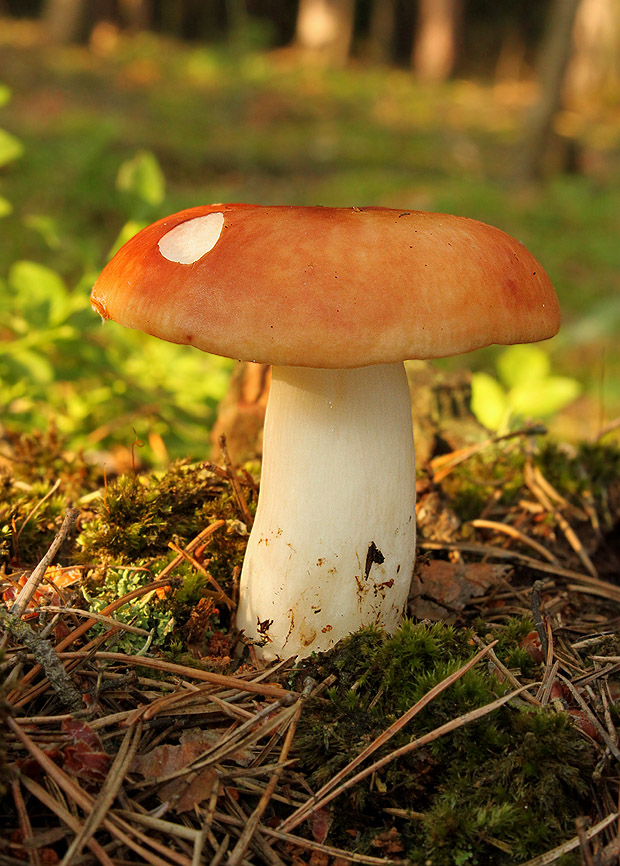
xmin=294 ymin=622 xmax=595 ymax=865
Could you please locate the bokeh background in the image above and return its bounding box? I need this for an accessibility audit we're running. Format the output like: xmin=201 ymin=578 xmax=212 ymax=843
xmin=1 ymin=0 xmax=619 ymax=466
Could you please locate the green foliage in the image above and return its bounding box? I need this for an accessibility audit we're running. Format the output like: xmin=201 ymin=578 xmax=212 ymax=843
xmin=116 ymin=149 xmax=166 ymax=209
xmin=0 ymin=84 xmax=22 ymax=217
xmin=0 ymin=138 xmax=233 ymax=462
xmin=295 ymin=621 xmax=595 ymax=865
xmin=471 ymin=345 xmax=582 ymax=433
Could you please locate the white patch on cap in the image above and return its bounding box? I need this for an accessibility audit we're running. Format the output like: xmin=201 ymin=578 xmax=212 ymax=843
xmin=158 ymin=212 xmax=225 ymax=264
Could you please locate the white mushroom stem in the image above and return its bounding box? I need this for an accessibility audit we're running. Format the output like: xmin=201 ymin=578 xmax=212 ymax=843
xmin=236 ymin=362 xmax=416 ymax=660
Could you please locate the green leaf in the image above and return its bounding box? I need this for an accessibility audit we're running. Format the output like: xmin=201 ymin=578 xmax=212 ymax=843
xmin=116 ymin=150 xmax=165 ymax=206
xmin=0 ymin=196 xmax=12 ymax=218
xmin=496 ymin=344 xmax=550 ymax=389
xmin=508 ymin=377 xmax=582 ymax=419
xmin=8 ymin=260 xmax=72 ymax=326
xmin=23 ymin=214 xmax=62 ymax=249
xmin=0 ymin=84 xmax=12 ymax=108
xmin=12 ymin=348 xmax=54 ymax=384
xmin=471 ymin=372 xmax=509 ymax=432
xmin=0 ymin=127 xmax=24 ymax=167
xmin=109 ymin=220 xmax=148 ymax=258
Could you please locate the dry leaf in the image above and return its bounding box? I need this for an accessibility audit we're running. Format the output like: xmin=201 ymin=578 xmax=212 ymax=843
xmin=309 ymin=807 xmax=332 ymax=844
xmin=61 ymin=719 xmax=111 ymax=787
xmin=131 ymin=728 xmax=252 ymax=811
xmin=2 ymin=565 xmax=81 ymax=613
xmin=409 ymin=559 xmax=508 ymax=621
xmin=159 ymin=767 xmax=217 ymax=813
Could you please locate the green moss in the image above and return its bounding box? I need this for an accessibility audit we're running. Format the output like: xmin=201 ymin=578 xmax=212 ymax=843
xmin=0 ymin=478 xmax=68 ymax=566
xmin=77 ymin=460 xmax=250 ymax=564
xmin=539 ymin=440 xmax=620 ymax=501
xmin=295 ymin=621 xmax=595 ymax=865
xmin=441 ymin=448 xmax=528 ymax=522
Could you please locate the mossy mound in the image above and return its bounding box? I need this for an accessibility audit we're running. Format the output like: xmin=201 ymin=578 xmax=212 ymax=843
xmin=294 ymin=622 xmax=596 ymax=865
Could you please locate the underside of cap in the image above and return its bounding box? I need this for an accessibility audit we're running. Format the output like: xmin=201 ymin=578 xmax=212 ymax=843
xmin=91 ymin=204 xmax=561 ymax=368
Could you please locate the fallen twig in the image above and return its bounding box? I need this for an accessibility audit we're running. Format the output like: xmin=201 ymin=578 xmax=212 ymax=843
xmin=10 ymin=507 xmax=78 ymax=618
xmin=0 ymin=607 xmax=83 ymax=712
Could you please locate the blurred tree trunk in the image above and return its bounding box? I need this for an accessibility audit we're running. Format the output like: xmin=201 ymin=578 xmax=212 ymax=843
xmin=295 ymin=0 xmax=355 ymax=65
xmin=158 ymin=1 xmax=185 ymax=38
xmin=566 ymin=0 xmax=620 ymax=104
xmin=495 ymin=27 xmax=527 ymax=83
xmin=516 ymin=0 xmax=582 ymax=183
xmin=412 ymin=0 xmax=463 ymax=82
xmin=118 ymin=0 xmax=152 ymax=31
xmin=42 ymin=0 xmax=89 ymax=43
xmin=211 ymin=363 xmax=271 ymax=463
xmin=367 ymin=0 xmax=395 ymax=64
xmin=226 ymin=0 xmax=250 ymax=47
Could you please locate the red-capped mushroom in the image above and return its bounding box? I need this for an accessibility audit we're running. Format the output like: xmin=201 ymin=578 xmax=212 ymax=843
xmin=91 ymin=204 xmax=560 ymax=659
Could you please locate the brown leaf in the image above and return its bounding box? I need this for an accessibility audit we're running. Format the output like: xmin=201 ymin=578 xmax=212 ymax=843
xmin=132 ymin=728 xmax=253 ymax=780
xmin=159 ymin=766 xmax=217 ymax=813
xmin=520 ymin=630 xmax=544 ymax=664
xmin=2 ymin=565 xmax=81 ymax=614
xmin=60 ymin=719 xmax=111 ymax=787
xmin=409 ymin=559 xmax=508 ymax=621
xmin=309 ymin=807 xmax=332 ymax=844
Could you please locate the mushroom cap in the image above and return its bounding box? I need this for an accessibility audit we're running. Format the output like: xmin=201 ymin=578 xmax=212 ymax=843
xmin=91 ymin=204 xmax=561 ymax=368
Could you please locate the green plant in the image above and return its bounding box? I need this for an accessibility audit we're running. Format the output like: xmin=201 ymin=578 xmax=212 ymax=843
xmin=471 ymin=345 xmax=581 ymax=432
xmin=0 ymin=144 xmax=233 ymax=463
xmin=0 ymin=84 xmax=23 ymax=217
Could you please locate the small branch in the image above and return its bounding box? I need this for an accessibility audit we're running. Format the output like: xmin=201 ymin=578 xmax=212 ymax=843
xmin=531 ymin=580 xmax=549 ymax=661
xmin=470 ymin=518 xmax=557 ymax=563
xmin=0 ymin=607 xmax=83 ymax=712
xmin=11 ymin=507 xmax=78 ymax=619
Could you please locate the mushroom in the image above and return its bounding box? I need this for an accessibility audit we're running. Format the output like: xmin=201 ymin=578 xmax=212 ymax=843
xmin=91 ymin=204 xmax=560 ymax=660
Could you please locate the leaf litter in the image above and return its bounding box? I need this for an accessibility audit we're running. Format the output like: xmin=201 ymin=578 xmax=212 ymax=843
xmin=0 ymin=424 xmax=619 ymax=864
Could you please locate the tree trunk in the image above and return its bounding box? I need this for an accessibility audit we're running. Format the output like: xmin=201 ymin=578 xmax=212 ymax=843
xmin=42 ymin=0 xmax=89 ymax=43
xmin=566 ymin=0 xmax=620 ymax=105
xmin=516 ymin=0 xmax=582 ymax=183
xmin=211 ymin=363 xmax=271 ymax=464
xmin=118 ymin=0 xmax=152 ymax=31
xmin=367 ymin=0 xmax=396 ymax=64
xmin=412 ymin=0 xmax=463 ymax=82
xmin=295 ymin=0 xmax=355 ymax=65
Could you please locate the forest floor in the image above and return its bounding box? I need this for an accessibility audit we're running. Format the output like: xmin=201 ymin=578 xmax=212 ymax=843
xmin=1 ymin=421 xmax=619 ymax=865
